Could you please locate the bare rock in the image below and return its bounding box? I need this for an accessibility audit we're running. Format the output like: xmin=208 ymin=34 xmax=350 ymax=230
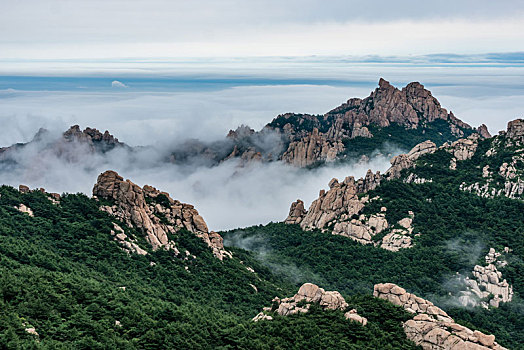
xmin=93 ymin=170 xmax=230 ymax=260
xmin=15 ymin=203 xmax=34 ymax=217
xmin=254 ymin=283 xmax=364 ymax=325
xmin=374 ymin=283 xmax=507 ymax=350
xmin=477 ymin=124 xmax=492 ymax=139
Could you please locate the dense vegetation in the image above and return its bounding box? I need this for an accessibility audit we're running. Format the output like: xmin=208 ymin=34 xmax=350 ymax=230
xmin=341 ymin=119 xmax=474 ymax=159
xmin=0 ymin=187 xmax=416 ymax=349
xmin=224 ymin=136 xmax=524 ymax=349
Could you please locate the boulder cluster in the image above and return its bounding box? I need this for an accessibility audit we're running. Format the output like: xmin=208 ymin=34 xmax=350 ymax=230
xmin=93 ymin=170 xmax=231 ymax=260
xmin=374 ymin=283 xmax=507 ymax=350
xmin=253 ymin=283 xmax=367 ymax=326
xmin=459 ymin=119 xmax=524 ymax=199
xmin=459 ymin=248 xmax=513 ymax=308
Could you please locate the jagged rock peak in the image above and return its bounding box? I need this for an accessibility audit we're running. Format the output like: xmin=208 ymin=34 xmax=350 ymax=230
xmin=506 ymin=118 xmax=524 ymax=140
xmin=63 ymin=125 xmax=122 ymax=147
xmin=227 ymin=125 xmax=255 ymax=139
xmin=374 ymin=283 xmax=507 ymax=350
xmin=93 ymin=170 xmax=231 ymax=260
xmin=477 ymin=124 xmax=492 ymax=138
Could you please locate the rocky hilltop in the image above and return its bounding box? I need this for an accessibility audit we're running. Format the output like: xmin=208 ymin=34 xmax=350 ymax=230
xmin=93 ymin=170 xmax=230 ymax=260
xmin=253 ymin=282 xmax=367 ymax=326
xmin=285 ymin=119 xmax=524 ymax=252
xmin=0 ymin=125 xmax=126 ymax=164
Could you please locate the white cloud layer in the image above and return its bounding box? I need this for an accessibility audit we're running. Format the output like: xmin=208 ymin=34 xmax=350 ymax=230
xmin=0 ymin=1 xmax=523 ymax=59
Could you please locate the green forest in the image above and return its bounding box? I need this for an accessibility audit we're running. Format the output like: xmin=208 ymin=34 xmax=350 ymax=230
xmin=0 ymin=186 xmax=419 ymax=349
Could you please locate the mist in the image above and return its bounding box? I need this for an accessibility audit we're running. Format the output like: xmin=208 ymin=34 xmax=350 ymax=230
xmin=224 ymin=231 xmax=326 ymax=285
xmin=0 ymin=126 xmax=394 ymax=231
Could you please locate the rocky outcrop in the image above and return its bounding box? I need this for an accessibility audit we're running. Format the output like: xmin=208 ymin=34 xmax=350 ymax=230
xmin=110 ymin=223 xmax=148 ymax=256
xmin=292 ymin=171 xmax=381 ymax=231
xmin=253 ymin=283 xmax=367 ymax=326
xmin=446 ymin=134 xmax=480 ymax=162
xmin=0 ymin=125 xmax=127 ymax=167
xmin=385 ymin=140 xmax=437 ymax=180
xmin=284 ymin=199 xmax=307 ymax=225
xmin=477 ymin=124 xmax=492 ymax=139
xmin=459 ymin=248 xmax=513 ymax=308
xmin=63 ymin=125 xmax=123 ymax=152
xmin=15 ymin=204 xmax=34 ymax=217
xmin=280 ymin=128 xmax=345 ymax=167
xmin=93 ymin=170 xmax=231 ymax=260
xmin=505 ymin=118 xmax=524 ymax=143
xmin=458 ymin=120 xmax=524 ymax=200
xmin=374 ymin=283 xmax=507 ymax=350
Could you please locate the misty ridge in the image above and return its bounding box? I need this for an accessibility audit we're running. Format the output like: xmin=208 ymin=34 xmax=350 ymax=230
xmin=0 ymin=123 xmax=397 ymax=231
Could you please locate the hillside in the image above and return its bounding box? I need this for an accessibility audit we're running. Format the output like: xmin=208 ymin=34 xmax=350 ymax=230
xmin=1 ymin=173 xmax=425 ymax=349
xmin=224 ymin=119 xmax=524 ymax=349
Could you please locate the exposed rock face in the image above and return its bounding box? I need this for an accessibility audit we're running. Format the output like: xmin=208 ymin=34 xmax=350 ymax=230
xmin=477 ymin=124 xmax=492 ymax=139
xmin=63 ymin=125 xmax=123 ymax=152
xmin=374 ymin=283 xmax=507 ymax=350
xmin=93 ymin=170 xmax=231 ymax=260
xmin=110 ymin=223 xmax=148 ymax=256
xmin=15 ymin=203 xmax=34 ymax=217
xmin=447 ymin=134 xmax=480 ymax=161
xmin=284 ymin=199 xmax=307 ymax=225
xmin=459 ymin=248 xmax=513 ymax=309
xmin=292 ymin=171 xmax=381 ymax=231
xmin=505 ymin=118 xmax=524 ymax=143
xmin=280 ymin=128 xmax=345 ymax=167
xmin=458 ymin=120 xmax=524 ymax=200
xmin=253 ymin=283 xmax=367 ymax=326
xmin=385 ymin=140 xmax=437 ymax=180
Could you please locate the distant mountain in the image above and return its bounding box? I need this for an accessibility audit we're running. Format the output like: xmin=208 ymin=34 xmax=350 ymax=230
xmin=0 ymin=79 xmax=486 ymax=172
xmin=176 ymin=78 xmax=487 ymax=167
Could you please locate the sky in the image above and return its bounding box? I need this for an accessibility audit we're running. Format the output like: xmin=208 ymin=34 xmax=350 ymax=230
xmin=1 ymin=1 xmax=524 ymax=230
xmin=1 ymin=0 xmax=524 ymax=59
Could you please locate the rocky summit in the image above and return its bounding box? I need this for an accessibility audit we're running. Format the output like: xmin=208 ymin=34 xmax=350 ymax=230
xmin=93 ymin=170 xmax=230 ymax=260
xmin=168 ymin=79 xmax=483 ymax=168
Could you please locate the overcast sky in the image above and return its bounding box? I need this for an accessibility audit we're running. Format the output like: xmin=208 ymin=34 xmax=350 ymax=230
xmin=1 ymin=0 xmax=524 ymax=59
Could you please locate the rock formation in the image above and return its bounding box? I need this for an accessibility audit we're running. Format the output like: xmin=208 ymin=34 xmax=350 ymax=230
xmin=110 ymin=222 xmax=148 ymax=256
xmin=459 ymin=248 xmax=513 ymax=308
xmin=374 ymin=283 xmax=507 ymax=350
xmin=253 ymin=283 xmax=367 ymax=326
xmin=385 ymin=140 xmax=437 ymax=180
xmin=15 ymin=203 xmax=34 ymax=217
xmin=93 ymin=170 xmax=231 ymax=260
xmin=458 ymin=119 xmax=524 ymax=199
xmin=167 ymin=79 xmax=475 ymax=168
xmin=0 ymin=125 xmax=127 ymax=166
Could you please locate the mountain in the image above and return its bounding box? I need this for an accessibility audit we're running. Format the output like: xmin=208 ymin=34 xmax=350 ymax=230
xmin=222 ymin=119 xmax=524 ymax=348
xmin=1 ymin=171 xmax=430 ymax=349
xmin=172 ymin=78 xmax=488 ymax=167
xmin=2 ymin=85 xmax=522 ymax=349
xmin=0 ymin=125 xmax=127 ymax=169
xmin=0 ymin=79 xmax=485 ymax=172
